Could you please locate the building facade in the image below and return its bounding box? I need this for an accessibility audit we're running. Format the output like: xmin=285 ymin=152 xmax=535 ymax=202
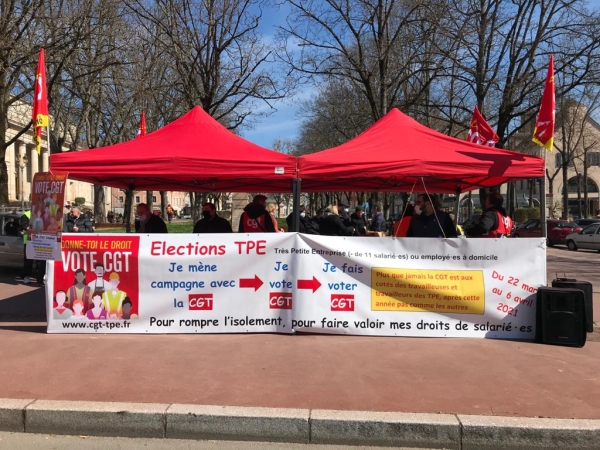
xmin=4 ymin=100 xmax=95 ymax=211
xmin=4 ymin=101 xmax=191 ymax=218
xmin=108 ymin=188 xmax=190 ymax=215
xmin=544 ymin=116 xmax=600 ymax=219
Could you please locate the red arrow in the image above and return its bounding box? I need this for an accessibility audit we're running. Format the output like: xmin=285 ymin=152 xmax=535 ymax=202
xmin=297 ymin=276 xmax=321 ymax=293
xmin=239 ymin=275 xmax=263 ymax=291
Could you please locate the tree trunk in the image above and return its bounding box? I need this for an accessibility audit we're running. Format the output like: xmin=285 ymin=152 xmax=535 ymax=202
xmin=548 ymin=178 xmax=554 ymax=218
xmin=189 ymin=192 xmax=204 ymax=224
xmin=93 ymin=185 xmax=105 ymax=223
xmin=576 ymin=174 xmax=582 ymax=219
xmin=160 ymin=190 xmax=168 ymax=220
xmin=583 ymin=165 xmax=589 ymax=218
xmin=0 ymin=158 xmax=8 ymax=206
xmin=528 ymin=180 xmax=534 ymax=207
xmin=561 ymin=162 xmax=569 ymax=219
xmin=124 ymin=190 xmax=133 ymax=233
xmin=146 ymin=191 xmax=153 ymax=212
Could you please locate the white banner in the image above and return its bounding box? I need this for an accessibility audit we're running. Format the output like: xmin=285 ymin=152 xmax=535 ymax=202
xmin=46 ymin=233 xmax=546 ymax=338
xmin=27 ymin=234 xmax=61 ymax=261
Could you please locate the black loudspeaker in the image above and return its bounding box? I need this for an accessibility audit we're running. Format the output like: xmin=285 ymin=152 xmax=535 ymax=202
xmin=536 ymin=287 xmax=586 ymax=347
xmin=551 ymin=278 xmax=594 ymax=332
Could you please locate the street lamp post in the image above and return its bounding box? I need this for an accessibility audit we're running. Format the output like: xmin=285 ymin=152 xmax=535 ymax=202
xmin=16 ymin=154 xmax=29 ymax=211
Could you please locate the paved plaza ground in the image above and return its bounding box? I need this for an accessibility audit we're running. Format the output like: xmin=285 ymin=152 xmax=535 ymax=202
xmin=0 ymin=246 xmax=598 ymax=420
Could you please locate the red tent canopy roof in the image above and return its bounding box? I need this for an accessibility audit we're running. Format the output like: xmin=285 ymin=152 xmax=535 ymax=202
xmin=50 ymin=106 xmax=298 ymax=192
xmin=51 ymin=106 xmax=544 ymax=195
xmin=298 ymin=108 xmax=544 ymax=193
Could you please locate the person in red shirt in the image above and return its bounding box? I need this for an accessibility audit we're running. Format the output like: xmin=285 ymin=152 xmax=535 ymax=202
xmin=465 ymin=192 xmax=513 ymax=237
xmin=238 ymin=195 xmax=276 ymax=233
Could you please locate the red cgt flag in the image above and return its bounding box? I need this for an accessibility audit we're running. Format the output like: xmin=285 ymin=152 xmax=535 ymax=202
xmin=32 ymin=48 xmax=49 ymax=155
xmin=136 ymin=110 xmax=147 ymax=138
xmin=467 ymin=106 xmax=498 ymax=147
xmin=532 ymin=54 xmax=555 ymax=152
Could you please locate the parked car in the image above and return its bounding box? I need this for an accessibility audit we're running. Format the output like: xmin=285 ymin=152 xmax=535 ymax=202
xmin=512 ymin=218 xmax=537 ymax=233
xmin=181 ymin=206 xmax=192 ymax=219
xmin=565 ymin=223 xmax=600 ymax=252
xmin=0 ymin=212 xmax=24 ymax=268
xmin=511 ymin=219 xmax=582 ymax=246
xmin=574 ymin=218 xmax=600 ymax=228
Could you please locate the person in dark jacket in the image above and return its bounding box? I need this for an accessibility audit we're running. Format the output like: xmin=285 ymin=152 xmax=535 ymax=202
xmin=135 ymin=203 xmax=168 ymax=233
xmin=338 ymin=204 xmax=352 ymax=227
xmin=465 ymin=192 xmax=514 ymax=237
xmin=350 ymin=206 xmax=368 ymax=235
xmin=319 ymin=205 xmax=355 ymax=236
xmin=286 ymin=205 xmax=308 ymax=232
xmin=238 ymin=194 xmax=276 ymax=232
xmin=369 ymin=205 xmax=387 ymax=233
xmin=407 ymin=194 xmax=457 ymax=238
xmin=64 ymin=207 xmax=94 ymax=233
xmin=312 ymin=208 xmax=325 ymax=228
xmin=193 ymin=202 xmax=232 ymax=233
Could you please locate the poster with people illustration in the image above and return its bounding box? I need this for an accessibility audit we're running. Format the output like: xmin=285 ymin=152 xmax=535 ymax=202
xmin=27 ymin=172 xmax=68 ymax=261
xmin=49 ymin=235 xmax=140 ymax=329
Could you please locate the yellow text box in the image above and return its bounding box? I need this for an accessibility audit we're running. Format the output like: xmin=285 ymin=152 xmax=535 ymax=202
xmin=371 ymin=268 xmax=485 ymax=314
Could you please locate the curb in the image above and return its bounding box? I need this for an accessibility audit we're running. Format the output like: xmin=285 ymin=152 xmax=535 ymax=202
xmin=1 ymin=398 xmax=600 ymax=449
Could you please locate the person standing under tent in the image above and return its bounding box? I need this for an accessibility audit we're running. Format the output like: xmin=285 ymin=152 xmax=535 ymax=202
xmin=238 ymin=195 xmax=276 ymax=233
xmin=465 ymin=192 xmax=513 ymax=238
xmin=135 ymin=203 xmax=168 ymax=233
xmin=407 ymin=194 xmax=457 ymax=238
xmin=319 ymin=205 xmax=355 ymax=236
xmin=193 ymin=202 xmax=233 ymax=233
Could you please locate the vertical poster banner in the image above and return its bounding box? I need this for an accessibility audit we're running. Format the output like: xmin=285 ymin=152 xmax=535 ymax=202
xmin=48 ymin=234 xmax=140 ymax=330
xmin=26 ymin=172 xmax=68 ymax=260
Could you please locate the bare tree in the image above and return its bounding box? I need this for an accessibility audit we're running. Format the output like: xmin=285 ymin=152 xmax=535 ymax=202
xmin=126 ymin=0 xmax=290 ymax=130
xmin=279 ymin=0 xmax=442 ymax=121
xmin=438 ymin=0 xmax=600 ymax=208
xmin=294 ymin=80 xmax=374 ymax=155
xmin=0 ymin=0 xmax=44 ymax=205
xmin=53 ymin=0 xmax=139 ymax=223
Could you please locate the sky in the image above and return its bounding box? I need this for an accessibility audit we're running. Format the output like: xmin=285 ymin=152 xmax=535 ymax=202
xmin=240 ymin=2 xmax=307 ymax=150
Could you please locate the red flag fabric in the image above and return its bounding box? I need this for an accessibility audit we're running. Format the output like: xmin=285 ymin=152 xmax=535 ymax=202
xmin=137 ymin=111 xmax=147 ymax=138
xmin=467 ymin=106 xmax=498 ymax=147
xmin=532 ymin=55 xmax=555 ymax=151
xmin=32 ymin=48 xmax=49 ymax=155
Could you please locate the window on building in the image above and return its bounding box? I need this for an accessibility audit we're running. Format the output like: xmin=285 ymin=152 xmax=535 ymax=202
xmin=586 ymin=152 xmax=600 ymax=167
xmin=118 ymin=196 xmax=124 ymax=204
xmin=564 ymin=176 xmax=599 ymax=193
xmin=555 ymin=153 xmax=576 ymax=168
xmin=135 ymin=196 xmax=140 ymax=203
xmin=152 ymin=195 xmax=157 ymax=203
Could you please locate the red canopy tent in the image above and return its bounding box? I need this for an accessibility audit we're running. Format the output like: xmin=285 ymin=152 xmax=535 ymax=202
xmin=50 ymin=106 xmax=298 ymax=193
xmin=298 ymin=108 xmax=544 ymax=193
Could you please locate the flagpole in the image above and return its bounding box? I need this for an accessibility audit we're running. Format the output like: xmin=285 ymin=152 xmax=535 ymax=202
xmin=541 ymin=150 xmax=547 ymax=237
xmin=532 ymin=54 xmax=554 ymax=238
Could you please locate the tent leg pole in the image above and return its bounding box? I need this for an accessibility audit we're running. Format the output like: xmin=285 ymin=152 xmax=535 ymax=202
xmin=292 ymin=179 xmax=301 ymax=232
xmin=540 ymin=176 xmax=547 ymax=238
xmin=453 ymin=188 xmax=461 ymax=226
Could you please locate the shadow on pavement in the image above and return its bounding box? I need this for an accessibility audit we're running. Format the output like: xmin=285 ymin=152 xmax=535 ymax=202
xmin=0 ymin=324 xmax=46 ymax=333
xmin=0 ymin=283 xmax=47 ymax=323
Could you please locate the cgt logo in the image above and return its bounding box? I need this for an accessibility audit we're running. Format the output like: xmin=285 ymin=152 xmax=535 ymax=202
xmin=188 ymin=294 xmax=213 ymax=310
xmin=269 ymin=292 xmax=292 ymax=309
xmin=331 ymin=294 xmax=355 ymax=312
